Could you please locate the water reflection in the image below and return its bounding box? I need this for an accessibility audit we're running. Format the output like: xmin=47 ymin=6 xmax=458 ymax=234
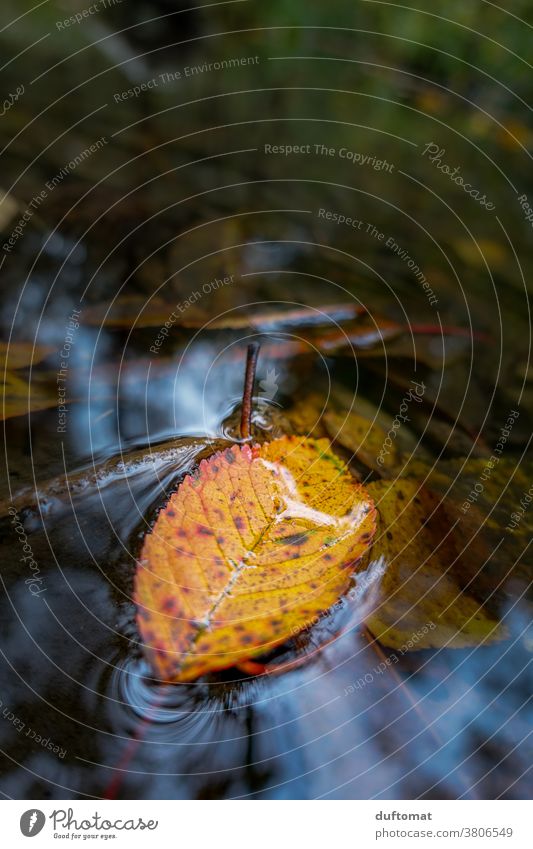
xmin=1 ymin=0 xmax=531 ymax=801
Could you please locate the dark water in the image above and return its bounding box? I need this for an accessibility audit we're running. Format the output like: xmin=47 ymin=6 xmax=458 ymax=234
xmin=0 ymin=0 xmax=532 ymax=799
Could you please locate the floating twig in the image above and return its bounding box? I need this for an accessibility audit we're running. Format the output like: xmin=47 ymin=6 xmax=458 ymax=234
xmin=240 ymin=342 xmax=260 ymax=440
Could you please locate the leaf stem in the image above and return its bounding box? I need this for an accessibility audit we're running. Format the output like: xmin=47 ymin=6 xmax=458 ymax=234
xmin=240 ymin=342 xmax=260 ymax=440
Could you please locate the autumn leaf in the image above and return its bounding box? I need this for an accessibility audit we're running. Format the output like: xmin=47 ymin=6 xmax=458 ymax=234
xmin=362 ymin=478 xmax=507 ymax=650
xmin=135 ymin=435 xmax=377 ymax=682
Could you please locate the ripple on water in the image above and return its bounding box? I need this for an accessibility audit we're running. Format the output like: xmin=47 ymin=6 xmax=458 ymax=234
xmin=108 ymin=657 xmax=217 ymax=742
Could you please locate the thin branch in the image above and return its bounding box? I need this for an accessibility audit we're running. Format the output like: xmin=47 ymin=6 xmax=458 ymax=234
xmin=240 ymin=342 xmax=260 ymax=440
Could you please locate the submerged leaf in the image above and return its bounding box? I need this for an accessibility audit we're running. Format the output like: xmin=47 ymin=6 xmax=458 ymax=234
xmin=135 ymin=435 xmax=377 ymax=681
xmin=362 ymin=478 xmax=507 ymax=649
xmin=452 ymin=238 xmax=507 ymax=269
xmin=0 ymin=341 xmax=55 ymax=370
xmin=83 ymin=296 xmax=174 ymax=329
xmin=413 ymin=456 xmax=532 ymax=605
xmin=2 ymin=371 xmax=58 ymax=420
xmin=4 ymin=437 xmax=221 ymax=517
xmin=188 ymin=303 xmax=366 ymax=331
xmin=312 ymin=318 xmax=403 ymax=353
xmin=0 ymin=342 xmax=59 ymax=420
xmin=325 ymin=409 xmax=403 ymax=475
xmin=0 ymin=189 xmax=19 ymax=230
xmin=83 ymin=298 xmax=364 ymax=331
